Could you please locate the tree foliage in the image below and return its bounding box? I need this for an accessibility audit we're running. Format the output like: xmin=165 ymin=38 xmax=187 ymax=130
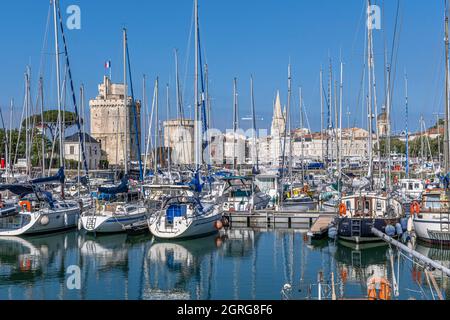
xmin=23 ymin=110 xmax=83 ymax=140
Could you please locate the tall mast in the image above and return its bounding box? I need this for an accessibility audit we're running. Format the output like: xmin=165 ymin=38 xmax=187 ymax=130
xmin=445 ymin=1 xmax=450 ymax=173
xmin=287 ymin=63 xmax=293 ymax=188
xmin=233 ymin=78 xmax=238 ymax=172
xmin=25 ymin=68 xmax=31 ymax=177
xmin=367 ymin=0 xmax=374 ymax=189
xmin=123 ymin=28 xmax=129 ymax=174
xmin=300 ymin=87 xmax=305 ymax=184
xmin=154 ymin=77 xmax=159 ymax=179
xmin=53 ymin=0 xmax=63 ymax=172
xmin=194 ymin=0 xmax=200 ymax=168
xmin=405 ymin=74 xmax=410 ymax=179
xmin=327 ymin=60 xmax=332 ymax=165
xmin=8 ymin=99 xmax=14 ymax=180
xmin=320 ymin=69 xmax=324 ymax=163
xmin=339 ymin=62 xmax=343 ymax=189
xmin=386 ymin=65 xmax=392 ymax=190
xmin=143 ymin=75 xmax=147 ymax=161
xmin=251 ymin=75 xmax=259 ymax=171
xmin=166 ymin=83 xmax=172 ymax=174
xmin=40 ymin=77 xmax=46 ymax=176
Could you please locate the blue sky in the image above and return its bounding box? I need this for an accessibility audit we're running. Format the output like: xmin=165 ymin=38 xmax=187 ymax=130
xmin=0 ymin=0 xmax=446 ymax=134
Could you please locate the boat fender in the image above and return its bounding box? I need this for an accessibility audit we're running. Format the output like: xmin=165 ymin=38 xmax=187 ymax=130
xmin=407 ymin=217 xmax=414 ymax=233
xmin=78 ymin=218 xmax=82 ymax=231
xmin=214 ymin=220 xmax=223 ymax=230
xmin=385 ymin=225 xmax=396 ymax=237
xmin=400 ymin=218 xmax=408 ymax=232
xmin=40 ymin=215 xmax=50 ymax=226
xmin=328 ymin=227 xmax=338 ymax=240
xmin=395 ymin=223 xmax=403 ymax=236
xmin=64 ymin=213 xmax=68 ymax=227
xmin=221 ymin=216 xmax=230 ymax=228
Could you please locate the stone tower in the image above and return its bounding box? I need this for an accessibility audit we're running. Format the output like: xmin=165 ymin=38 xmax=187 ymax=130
xmin=89 ymin=76 xmax=141 ymax=167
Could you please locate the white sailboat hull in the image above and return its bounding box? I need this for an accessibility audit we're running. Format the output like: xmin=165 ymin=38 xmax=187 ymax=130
xmin=80 ymin=209 xmax=148 ymax=234
xmin=149 ymin=210 xmax=222 ymax=240
xmin=414 ymin=217 xmax=450 ymax=244
xmin=0 ymin=207 xmax=80 ymax=236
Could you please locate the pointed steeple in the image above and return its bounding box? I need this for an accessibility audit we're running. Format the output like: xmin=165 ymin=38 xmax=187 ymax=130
xmin=271 ymin=90 xmax=286 ymax=136
xmin=274 ymin=91 xmax=283 ymax=119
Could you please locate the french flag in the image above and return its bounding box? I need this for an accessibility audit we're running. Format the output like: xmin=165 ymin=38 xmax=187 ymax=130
xmin=105 ymin=60 xmax=111 ymax=69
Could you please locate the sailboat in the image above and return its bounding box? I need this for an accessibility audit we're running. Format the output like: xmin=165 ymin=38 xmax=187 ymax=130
xmin=148 ymin=0 xmax=223 ymax=240
xmin=0 ymin=168 xmax=81 ymax=236
xmin=334 ymin=0 xmax=405 ymax=243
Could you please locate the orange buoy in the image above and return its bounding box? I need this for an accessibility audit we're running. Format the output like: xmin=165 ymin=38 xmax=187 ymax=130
xmin=367 ymin=277 xmax=392 ymax=301
xmin=410 ymin=201 xmax=420 ymax=216
xmin=339 ymin=203 xmax=347 ymax=217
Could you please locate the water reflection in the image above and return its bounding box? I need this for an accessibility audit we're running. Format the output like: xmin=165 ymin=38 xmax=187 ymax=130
xmin=415 ymin=243 xmax=450 ymax=299
xmin=0 ymin=229 xmax=448 ymax=300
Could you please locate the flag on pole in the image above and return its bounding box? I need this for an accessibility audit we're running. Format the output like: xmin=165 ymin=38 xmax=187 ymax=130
xmin=105 ymin=60 xmax=111 ymax=69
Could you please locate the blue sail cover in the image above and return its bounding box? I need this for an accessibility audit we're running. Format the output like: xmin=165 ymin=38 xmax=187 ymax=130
xmin=31 ymin=167 xmax=65 ymax=185
xmin=188 ymin=172 xmax=203 ymax=193
xmin=98 ymin=178 xmax=129 ymax=195
xmin=0 ymin=185 xmax=35 ymax=197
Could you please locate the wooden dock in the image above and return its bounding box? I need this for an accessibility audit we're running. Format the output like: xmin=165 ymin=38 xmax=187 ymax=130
xmin=307 ymin=215 xmax=335 ymax=240
xmin=224 ymin=210 xmax=336 ymax=230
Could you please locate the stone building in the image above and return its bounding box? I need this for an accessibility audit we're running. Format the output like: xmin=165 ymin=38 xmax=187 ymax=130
xmin=64 ymin=133 xmax=101 ymax=170
xmin=89 ymin=76 xmax=141 ymax=167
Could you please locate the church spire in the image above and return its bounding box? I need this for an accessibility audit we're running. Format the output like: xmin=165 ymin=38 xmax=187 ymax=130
xmin=271 ymin=90 xmax=286 ymax=136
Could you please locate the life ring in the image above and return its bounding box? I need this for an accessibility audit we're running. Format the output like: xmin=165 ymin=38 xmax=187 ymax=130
xmin=19 ymin=201 xmax=32 ymax=213
xmin=339 ymin=203 xmax=347 ymax=217
xmin=410 ymin=201 xmax=420 ymax=216
xmin=367 ymin=277 xmax=392 ymax=301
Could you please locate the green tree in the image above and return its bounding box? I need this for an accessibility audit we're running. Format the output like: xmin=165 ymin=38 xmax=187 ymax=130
xmin=23 ymin=110 xmax=83 ymax=141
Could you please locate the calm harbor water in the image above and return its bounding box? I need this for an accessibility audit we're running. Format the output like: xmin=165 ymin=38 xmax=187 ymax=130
xmin=0 ymin=228 xmax=449 ymax=300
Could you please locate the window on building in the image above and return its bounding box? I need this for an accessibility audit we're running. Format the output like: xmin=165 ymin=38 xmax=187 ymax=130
xmin=70 ymin=146 xmax=75 ymax=155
